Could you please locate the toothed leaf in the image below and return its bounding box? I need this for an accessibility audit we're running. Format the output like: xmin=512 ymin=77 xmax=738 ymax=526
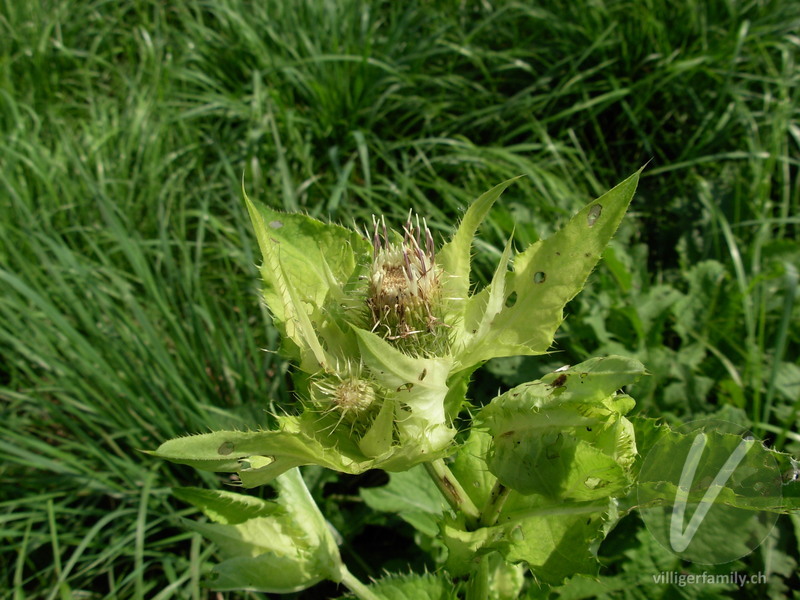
xmin=452 ymin=170 xmax=642 ymax=368
xmin=175 ymin=469 xmax=342 ymax=593
xmin=480 ymin=356 xmax=644 ymax=499
xmin=438 ymin=177 xmax=521 ymax=307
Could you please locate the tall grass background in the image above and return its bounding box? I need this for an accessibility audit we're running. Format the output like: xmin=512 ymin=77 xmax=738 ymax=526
xmin=1 ymin=0 xmax=797 ymax=597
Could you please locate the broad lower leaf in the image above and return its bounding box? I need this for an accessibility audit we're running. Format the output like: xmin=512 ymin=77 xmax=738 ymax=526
xmin=175 ymin=468 xmax=342 ymax=593
xmin=361 ymin=465 xmax=446 ymax=537
xmin=335 ymin=572 xmax=461 ymax=600
xmin=444 ymin=427 xmax=623 ymax=585
xmin=441 ymin=491 xmax=617 ymax=585
xmin=631 ymin=417 xmax=800 ymax=513
xmin=628 ymin=416 xmax=797 ymax=564
xmin=440 ymin=358 xmax=643 ymax=585
xmin=480 ymin=356 xmax=644 ymax=500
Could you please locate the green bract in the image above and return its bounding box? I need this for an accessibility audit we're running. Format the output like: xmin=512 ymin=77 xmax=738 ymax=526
xmin=440 ymin=356 xmax=645 ymax=585
xmin=152 ymin=171 xmax=642 ymax=485
xmin=480 ymin=356 xmax=642 ymax=501
xmin=172 ymin=468 xmax=342 ymax=593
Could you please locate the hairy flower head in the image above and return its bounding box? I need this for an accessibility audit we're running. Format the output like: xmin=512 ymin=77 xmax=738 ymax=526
xmin=309 ymin=368 xmax=378 ymax=428
xmin=367 ymin=212 xmax=447 ymax=355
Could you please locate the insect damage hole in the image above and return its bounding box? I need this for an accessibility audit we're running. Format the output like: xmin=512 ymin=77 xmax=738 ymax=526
xmin=587 ymin=204 xmax=602 ymax=227
xmin=533 ymin=271 xmax=546 ymax=284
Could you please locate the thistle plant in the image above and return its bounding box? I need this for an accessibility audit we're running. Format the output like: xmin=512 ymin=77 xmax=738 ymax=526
xmin=151 ymin=171 xmax=798 ymax=598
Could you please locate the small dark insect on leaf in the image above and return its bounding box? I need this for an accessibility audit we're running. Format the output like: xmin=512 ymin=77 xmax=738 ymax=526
xmin=418 ymin=369 xmax=427 ymax=381
xmin=550 ymin=374 xmax=567 ymax=388
xmin=783 ymin=468 xmax=800 ymax=484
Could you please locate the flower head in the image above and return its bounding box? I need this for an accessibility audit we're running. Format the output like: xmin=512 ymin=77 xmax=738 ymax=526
xmin=312 ymin=372 xmax=377 ymax=420
xmin=367 ymin=212 xmax=447 ymax=355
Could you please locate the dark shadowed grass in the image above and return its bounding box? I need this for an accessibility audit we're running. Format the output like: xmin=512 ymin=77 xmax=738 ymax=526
xmin=1 ymin=0 xmax=797 ymax=596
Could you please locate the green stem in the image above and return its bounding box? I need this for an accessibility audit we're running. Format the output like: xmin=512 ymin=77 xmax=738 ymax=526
xmin=480 ymin=480 xmax=511 ymax=527
xmin=465 ymin=553 xmax=490 ymax=600
xmin=340 ymin=564 xmax=382 ymax=600
xmin=424 ymin=459 xmax=481 ymax=527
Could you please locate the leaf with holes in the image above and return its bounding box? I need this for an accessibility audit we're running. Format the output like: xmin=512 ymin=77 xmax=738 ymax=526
xmin=451 ymin=170 xmax=642 ymax=371
xmin=479 ymin=356 xmax=644 ymax=500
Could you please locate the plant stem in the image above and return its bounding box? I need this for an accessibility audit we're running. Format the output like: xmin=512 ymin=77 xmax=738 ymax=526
xmin=480 ymin=480 xmax=511 ymax=527
xmin=424 ymin=459 xmax=481 ymax=527
xmin=465 ymin=553 xmax=490 ymax=600
xmin=340 ymin=564 xmax=382 ymax=600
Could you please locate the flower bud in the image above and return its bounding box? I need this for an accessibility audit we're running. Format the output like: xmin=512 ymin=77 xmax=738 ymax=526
xmin=310 ymin=370 xmax=378 ymax=427
xmin=367 ymin=213 xmax=446 ymax=355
